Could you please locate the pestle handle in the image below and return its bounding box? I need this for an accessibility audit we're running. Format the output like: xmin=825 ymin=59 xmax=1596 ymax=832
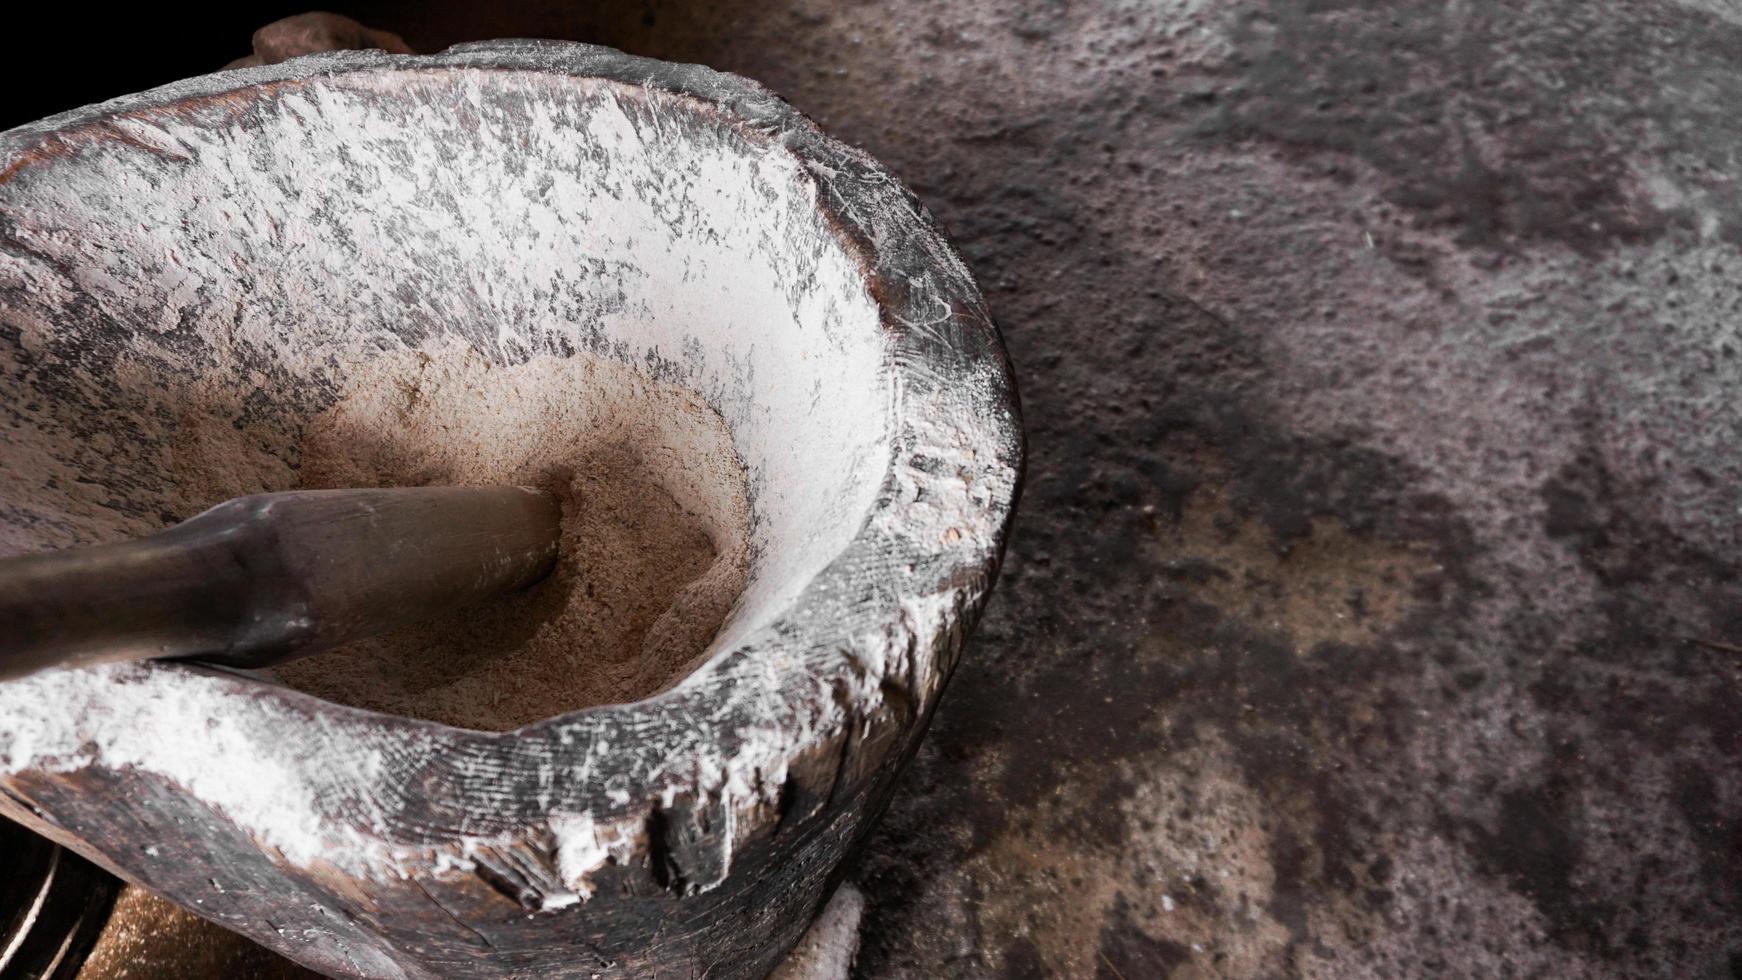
xmin=0 ymin=486 xmax=562 ymax=682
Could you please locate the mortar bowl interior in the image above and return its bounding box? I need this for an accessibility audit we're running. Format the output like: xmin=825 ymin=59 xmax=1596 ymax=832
xmin=0 ymin=62 xmax=889 ymax=709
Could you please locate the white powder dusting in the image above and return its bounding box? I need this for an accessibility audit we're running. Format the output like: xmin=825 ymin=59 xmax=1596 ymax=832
xmin=264 ymin=340 xmax=753 ymax=730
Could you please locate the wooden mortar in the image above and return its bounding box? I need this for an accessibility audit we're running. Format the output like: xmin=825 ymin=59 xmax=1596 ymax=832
xmin=0 ymin=40 xmax=1022 ymax=979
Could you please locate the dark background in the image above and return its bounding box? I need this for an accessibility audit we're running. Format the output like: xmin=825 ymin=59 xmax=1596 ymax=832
xmin=4 ymin=7 xmax=305 ymax=128
xmin=5 ymin=3 xmax=685 ymax=131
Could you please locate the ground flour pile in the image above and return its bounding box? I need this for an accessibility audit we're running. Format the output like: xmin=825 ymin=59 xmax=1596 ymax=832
xmin=167 ymin=339 xmax=751 ymax=731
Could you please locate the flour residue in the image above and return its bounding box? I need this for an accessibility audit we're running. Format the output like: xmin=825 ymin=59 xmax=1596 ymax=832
xmin=162 ymin=339 xmax=751 ymax=731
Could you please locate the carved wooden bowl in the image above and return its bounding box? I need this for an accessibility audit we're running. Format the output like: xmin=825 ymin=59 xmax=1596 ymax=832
xmin=0 ymin=41 xmax=1021 ymax=979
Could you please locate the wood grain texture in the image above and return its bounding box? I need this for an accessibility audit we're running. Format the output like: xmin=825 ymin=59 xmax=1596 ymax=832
xmin=0 ymin=41 xmax=1021 ymax=979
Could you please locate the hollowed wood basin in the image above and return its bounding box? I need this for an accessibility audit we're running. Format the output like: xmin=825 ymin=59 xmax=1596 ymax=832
xmin=0 ymin=40 xmax=1021 ymax=979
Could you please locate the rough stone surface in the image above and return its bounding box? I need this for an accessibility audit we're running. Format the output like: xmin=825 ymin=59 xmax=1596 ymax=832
xmin=15 ymin=0 xmax=1742 ymax=974
xmin=324 ymin=0 xmax=1742 ymax=976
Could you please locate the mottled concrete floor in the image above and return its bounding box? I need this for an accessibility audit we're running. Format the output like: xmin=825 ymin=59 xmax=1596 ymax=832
xmin=47 ymin=0 xmax=1742 ymax=976
xmin=488 ymin=1 xmax=1741 ymax=976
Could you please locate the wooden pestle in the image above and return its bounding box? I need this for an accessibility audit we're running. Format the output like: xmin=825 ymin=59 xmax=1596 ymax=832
xmin=0 ymin=486 xmax=562 ymax=681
